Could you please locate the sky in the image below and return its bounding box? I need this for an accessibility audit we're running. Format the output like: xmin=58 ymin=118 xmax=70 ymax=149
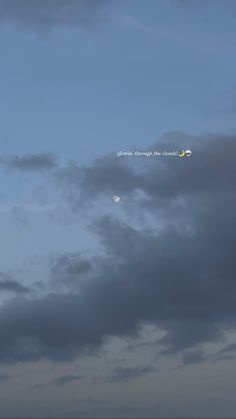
xmin=0 ymin=0 xmax=236 ymax=417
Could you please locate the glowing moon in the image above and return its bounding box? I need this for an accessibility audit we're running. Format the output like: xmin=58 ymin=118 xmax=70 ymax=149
xmin=113 ymin=195 xmax=121 ymax=204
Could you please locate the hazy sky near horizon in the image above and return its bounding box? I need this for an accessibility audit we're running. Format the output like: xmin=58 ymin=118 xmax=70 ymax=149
xmin=0 ymin=1 xmax=236 ymax=418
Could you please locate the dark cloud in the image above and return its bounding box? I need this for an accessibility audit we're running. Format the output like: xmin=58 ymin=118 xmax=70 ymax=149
xmin=219 ymin=343 xmax=236 ymax=354
xmin=53 ymin=374 xmax=83 ymax=386
xmin=33 ymin=374 xmax=84 ymax=389
xmin=56 ymin=155 xmax=139 ymax=212
xmin=0 ymin=0 xmax=109 ymax=32
xmin=0 ymin=153 xmax=57 ymax=172
xmin=108 ymin=366 xmax=156 ymax=382
xmin=214 ymin=343 xmax=236 ymax=362
xmin=0 ymin=133 xmax=235 ymax=363
xmin=181 ymin=349 xmax=206 ymax=366
xmin=0 ymin=272 xmax=28 ymax=294
xmin=50 ymin=252 xmax=93 ymax=291
xmin=60 ymin=132 xmax=236 ymax=219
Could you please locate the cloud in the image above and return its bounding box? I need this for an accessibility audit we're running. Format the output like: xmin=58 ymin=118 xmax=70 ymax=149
xmin=0 ymin=272 xmax=28 ymax=294
xmin=108 ymin=366 xmax=156 ymax=382
xmin=0 ymin=374 xmax=10 ymax=382
xmin=0 ymin=153 xmax=57 ymax=172
xmin=0 ymin=133 xmax=235 ymax=363
xmin=0 ymin=0 xmax=110 ymax=32
xmin=214 ymin=354 xmax=236 ymax=363
xmin=181 ymin=349 xmax=206 ymax=366
xmin=33 ymin=374 xmax=83 ymax=390
xmin=53 ymin=374 xmax=83 ymax=386
xmin=219 ymin=343 xmax=236 ymax=354
xmin=214 ymin=343 xmax=236 ymax=361
xmin=60 ymin=132 xmax=236 ymax=218
xmin=50 ymin=252 xmax=93 ymax=291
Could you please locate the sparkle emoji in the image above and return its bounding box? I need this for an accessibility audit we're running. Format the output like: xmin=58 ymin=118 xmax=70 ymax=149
xmin=185 ymin=149 xmax=192 ymax=157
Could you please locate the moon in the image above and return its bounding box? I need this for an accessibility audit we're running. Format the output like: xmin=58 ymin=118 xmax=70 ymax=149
xmin=113 ymin=195 xmax=121 ymax=203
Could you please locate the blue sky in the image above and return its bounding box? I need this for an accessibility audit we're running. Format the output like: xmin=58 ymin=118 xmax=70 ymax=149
xmin=0 ymin=0 xmax=236 ymax=163
xmin=0 ymin=1 xmax=236 ymax=417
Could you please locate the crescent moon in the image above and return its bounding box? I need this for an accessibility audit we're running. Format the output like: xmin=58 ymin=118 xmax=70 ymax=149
xmin=178 ymin=150 xmax=185 ymax=157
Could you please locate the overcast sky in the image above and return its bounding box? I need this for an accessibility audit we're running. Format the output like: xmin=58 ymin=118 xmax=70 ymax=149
xmin=0 ymin=1 xmax=236 ymax=418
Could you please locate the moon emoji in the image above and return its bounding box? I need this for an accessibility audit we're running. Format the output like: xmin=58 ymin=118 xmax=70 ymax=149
xmin=185 ymin=149 xmax=192 ymax=157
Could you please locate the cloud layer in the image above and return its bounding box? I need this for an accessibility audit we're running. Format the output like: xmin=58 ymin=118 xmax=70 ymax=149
xmin=0 ymin=133 xmax=235 ymax=363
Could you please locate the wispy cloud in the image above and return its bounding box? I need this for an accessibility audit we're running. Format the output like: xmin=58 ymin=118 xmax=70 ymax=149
xmin=0 ymin=272 xmax=28 ymax=294
xmin=108 ymin=365 xmax=156 ymax=382
xmin=0 ymin=153 xmax=57 ymax=172
xmin=53 ymin=374 xmax=83 ymax=386
xmin=0 ymin=0 xmax=110 ymax=32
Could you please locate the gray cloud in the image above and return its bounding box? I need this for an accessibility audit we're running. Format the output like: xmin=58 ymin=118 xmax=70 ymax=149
xmin=214 ymin=343 xmax=236 ymax=362
xmin=33 ymin=373 xmax=83 ymax=390
xmin=53 ymin=374 xmax=83 ymax=386
xmin=219 ymin=343 xmax=236 ymax=354
xmin=0 ymin=153 xmax=57 ymax=172
xmin=181 ymin=349 xmax=206 ymax=366
xmin=59 ymin=132 xmax=236 ymax=222
xmin=0 ymin=0 xmax=109 ymax=32
xmin=0 ymin=133 xmax=235 ymax=363
xmin=50 ymin=252 xmax=93 ymax=291
xmin=0 ymin=272 xmax=28 ymax=294
xmin=108 ymin=366 xmax=156 ymax=382
xmin=0 ymin=374 xmax=10 ymax=382
xmin=214 ymin=354 xmax=236 ymax=363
